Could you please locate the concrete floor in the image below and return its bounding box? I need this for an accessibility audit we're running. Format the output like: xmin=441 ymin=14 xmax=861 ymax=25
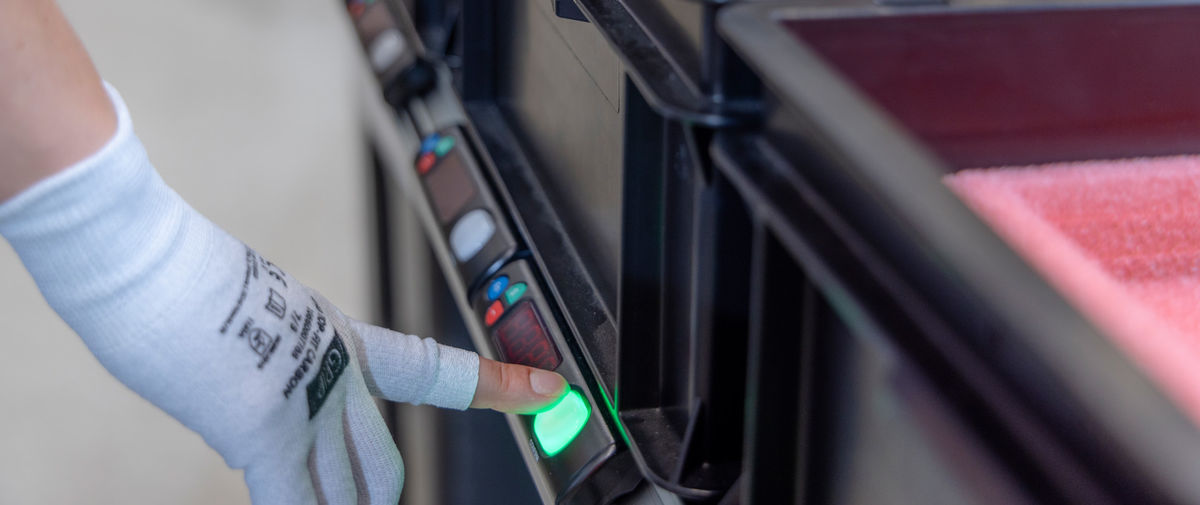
xmin=0 ymin=1 xmax=374 ymax=503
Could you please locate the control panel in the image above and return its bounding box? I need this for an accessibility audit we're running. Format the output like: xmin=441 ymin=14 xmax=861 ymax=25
xmin=414 ymin=129 xmax=518 ymax=285
xmin=348 ymin=0 xmax=415 ymax=75
xmin=346 ymin=2 xmax=631 ymax=502
xmin=473 ymin=261 xmax=616 ymax=497
xmin=346 ymin=0 xmax=435 ymax=107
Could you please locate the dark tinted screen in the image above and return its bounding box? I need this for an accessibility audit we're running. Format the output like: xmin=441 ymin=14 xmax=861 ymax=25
xmin=492 ymin=301 xmax=562 ymax=370
xmin=425 ymin=149 xmax=477 ymax=223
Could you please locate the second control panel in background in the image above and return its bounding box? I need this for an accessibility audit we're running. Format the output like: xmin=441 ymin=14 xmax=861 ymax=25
xmin=414 ymin=129 xmax=517 ymax=288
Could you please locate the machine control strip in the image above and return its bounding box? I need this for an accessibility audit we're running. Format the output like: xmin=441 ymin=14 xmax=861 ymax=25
xmin=473 ymin=260 xmax=618 ymax=502
xmin=412 ymin=128 xmax=518 ymax=288
xmin=345 ymin=2 xmax=628 ymax=501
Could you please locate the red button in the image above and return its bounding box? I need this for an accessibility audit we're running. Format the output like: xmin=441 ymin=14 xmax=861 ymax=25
xmin=348 ymin=3 xmax=366 ymax=17
xmin=485 ymin=300 xmax=504 ymax=326
xmin=417 ymin=152 xmax=437 ymax=174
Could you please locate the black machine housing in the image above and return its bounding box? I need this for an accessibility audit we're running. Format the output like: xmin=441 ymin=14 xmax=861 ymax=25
xmin=347 ymin=0 xmax=1200 ymax=503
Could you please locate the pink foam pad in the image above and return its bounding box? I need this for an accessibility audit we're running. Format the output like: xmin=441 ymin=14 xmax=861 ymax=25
xmin=946 ymin=157 xmax=1200 ymax=424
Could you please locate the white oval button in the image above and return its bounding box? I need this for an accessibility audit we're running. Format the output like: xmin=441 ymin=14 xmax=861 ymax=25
xmin=449 ymin=209 xmax=495 ymax=262
xmin=369 ymin=29 xmax=407 ymax=72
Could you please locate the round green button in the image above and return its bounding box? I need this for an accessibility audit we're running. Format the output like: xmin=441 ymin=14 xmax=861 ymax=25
xmin=503 ymin=282 xmax=527 ymax=305
xmin=532 ymin=389 xmax=589 ymax=457
xmin=434 ymin=136 xmax=456 ymax=156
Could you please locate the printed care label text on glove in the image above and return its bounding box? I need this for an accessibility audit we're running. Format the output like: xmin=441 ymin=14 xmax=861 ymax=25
xmin=218 ymin=246 xmax=348 ymax=419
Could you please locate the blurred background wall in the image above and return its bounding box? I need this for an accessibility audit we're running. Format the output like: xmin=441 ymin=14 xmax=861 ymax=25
xmin=0 ymin=1 xmax=374 ymax=503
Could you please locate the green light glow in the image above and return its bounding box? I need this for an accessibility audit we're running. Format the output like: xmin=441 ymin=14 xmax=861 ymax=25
xmin=532 ymin=389 xmax=589 ymax=457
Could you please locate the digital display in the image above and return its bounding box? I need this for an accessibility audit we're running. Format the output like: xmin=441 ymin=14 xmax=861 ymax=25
xmin=492 ymin=301 xmax=561 ymax=370
xmin=424 ymin=148 xmax=477 ymax=223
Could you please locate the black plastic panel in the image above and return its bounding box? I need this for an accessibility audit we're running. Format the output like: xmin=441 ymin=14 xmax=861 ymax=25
xmin=493 ymin=0 xmax=625 ymax=309
xmin=472 ymin=260 xmax=619 ymax=503
xmin=413 ymin=127 xmax=518 ymax=288
xmin=719 ymin=2 xmax=1200 ymax=504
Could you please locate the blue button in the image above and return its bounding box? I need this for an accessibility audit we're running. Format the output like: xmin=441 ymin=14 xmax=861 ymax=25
xmin=487 ymin=276 xmax=510 ymax=301
xmin=420 ymin=134 xmax=440 ymax=154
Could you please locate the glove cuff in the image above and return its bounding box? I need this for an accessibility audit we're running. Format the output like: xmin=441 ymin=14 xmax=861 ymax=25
xmin=427 ymin=344 xmax=479 ymax=410
xmin=0 ymin=82 xmax=216 ymax=348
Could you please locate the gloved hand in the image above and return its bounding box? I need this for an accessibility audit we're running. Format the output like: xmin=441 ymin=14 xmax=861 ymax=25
xmin=0 ymin=82 xmax=566 ymax=504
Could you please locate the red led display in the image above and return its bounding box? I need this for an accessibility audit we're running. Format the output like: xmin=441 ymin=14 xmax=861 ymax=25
xmin=491 ymin=301 xmax=561 ymax=370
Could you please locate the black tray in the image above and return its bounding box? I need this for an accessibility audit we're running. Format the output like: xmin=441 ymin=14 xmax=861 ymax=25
xmin=718 ymin=1 xmax=1200 ymax=503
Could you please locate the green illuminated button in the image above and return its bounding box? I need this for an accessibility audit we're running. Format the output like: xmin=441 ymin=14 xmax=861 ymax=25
xmin=434 ymin=136 xmax=456 ymax=156
xmin=532 ymin=389 xmax=589 ymax=457
xmin=503 ymin=282 xmax=527 ymax=305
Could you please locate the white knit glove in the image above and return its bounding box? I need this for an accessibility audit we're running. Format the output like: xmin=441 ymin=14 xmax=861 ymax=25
xmin=0 ymin=83 xmax=481 ymax=504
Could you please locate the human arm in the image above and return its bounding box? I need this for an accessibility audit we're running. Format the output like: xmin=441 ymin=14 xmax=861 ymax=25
xmin=0 ymin=0 xmax=115 ymax=200
xmin=0 ymin=2 xmax=565 ymax=503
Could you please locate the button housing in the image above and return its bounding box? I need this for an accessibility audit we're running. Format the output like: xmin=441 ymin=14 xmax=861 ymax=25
xmin=413 ymin=127 xmax=518 ymax=287
xmin=472 ymin=259 xmax=615 ymax=494
xmin=365 ymin=53 xmax=615 ymax=500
